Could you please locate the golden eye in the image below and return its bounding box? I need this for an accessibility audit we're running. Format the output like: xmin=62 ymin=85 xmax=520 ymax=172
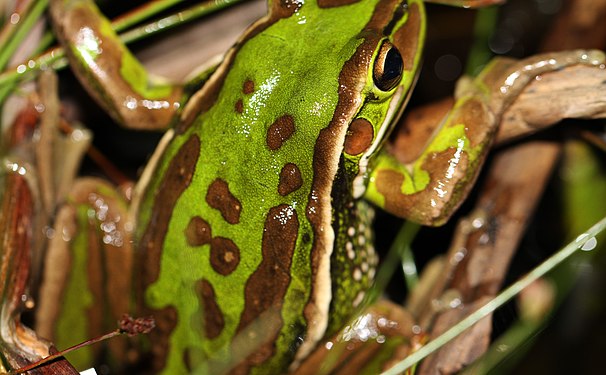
xmin=373 ymin=41 xmax=403 ymax=92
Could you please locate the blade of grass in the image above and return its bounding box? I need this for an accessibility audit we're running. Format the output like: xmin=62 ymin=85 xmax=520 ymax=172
xmin=0 ymin=0 xmax=48 ymax=71
xmin=381 ymin=215 xmax=606 ymax=375
xmin=366 ymin=221 xmax=421 ymax=304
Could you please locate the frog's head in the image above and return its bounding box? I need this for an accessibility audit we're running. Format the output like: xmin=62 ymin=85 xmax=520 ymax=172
xmin=251 ymin=0 xmax=426 ymax=198
xmin=243 ymin=0 xmax=426 ymax=195
xmin=179 ymin=0 xmax=426 ymax=205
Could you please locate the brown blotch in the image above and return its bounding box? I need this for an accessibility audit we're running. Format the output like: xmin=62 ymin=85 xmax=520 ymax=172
xmin=235 ymin=99 xmax=244 ymax=114
xmin=243 ymin=79 xmax=255 ymax=94
xmin=210 ymin=237 xmax=241 ymax=275
xmin=151 ymin=306 xmax=178 ymax=371
xmin=206 ymin=179 xmax=242 ymax=225
xmin=270 ymin=0 xmax=302 ymax=18
xmin=234 ymin=204 xmax=299 ymax=368
xmin=344 ymin=118 xmax=374 ymax=155
xmin=266 ymin=114 xmax=295 ymax=151
xmin=185 ymin=216 xmax=212 ymax=247
xmin=278 ymin=163 xmax=303 ymax=196
xmin=195 ymin=279 xmax=225 ymax=339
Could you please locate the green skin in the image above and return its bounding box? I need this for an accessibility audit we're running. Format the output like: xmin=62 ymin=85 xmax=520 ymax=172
xmin=135 ymin=1 xmax=425 ymax=372
xmin=44 ymin=0 xmax=604 ymax=373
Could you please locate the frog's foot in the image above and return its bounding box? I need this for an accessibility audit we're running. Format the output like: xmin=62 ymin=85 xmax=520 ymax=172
xmin=49 ymin=0 xmax=184 ymax=130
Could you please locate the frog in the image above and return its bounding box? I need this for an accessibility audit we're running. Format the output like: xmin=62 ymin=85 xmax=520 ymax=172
xmin=30 ymin=0 xmax=605 ymax=373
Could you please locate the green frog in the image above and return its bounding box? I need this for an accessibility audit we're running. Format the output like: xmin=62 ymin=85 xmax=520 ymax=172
xmin=32 ymin=0 xmax=604 ymax=373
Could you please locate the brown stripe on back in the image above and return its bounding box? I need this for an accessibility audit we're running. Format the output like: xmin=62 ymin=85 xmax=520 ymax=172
xmin=206 ymin=179 xmax=242 ymax=224
xmin=301 ymin=0 xmax=406 ymax=360
xmin=140 ymin=135 xmax=200 ymax=288
xmin=138 ymin=135 xmax=200 ymax=370
xmin=234 ymin=204 xmax=299 ymax=370
xmin=392 ymin=1 xmax=422 ymax=71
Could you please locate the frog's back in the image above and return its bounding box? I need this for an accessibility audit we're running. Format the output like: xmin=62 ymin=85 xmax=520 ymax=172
xmin=134 ymin=0 xmax=420 ymax=372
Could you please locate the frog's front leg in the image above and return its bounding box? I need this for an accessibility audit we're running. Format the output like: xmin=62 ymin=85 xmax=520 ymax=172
xmin=364 ymin=50 xmax=605 ymax=226
xmin=49 ymin=0 xmax=184 ymax=130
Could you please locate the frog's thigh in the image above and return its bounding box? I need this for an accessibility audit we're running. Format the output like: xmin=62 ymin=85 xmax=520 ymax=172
xmin=35 ymin=177 xmax=132 ymax=366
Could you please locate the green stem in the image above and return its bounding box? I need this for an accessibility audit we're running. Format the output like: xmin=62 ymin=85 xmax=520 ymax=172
xmin=381 ymin=215 xmax=606 ymax=375
xmin=0 ymin=0 xmax=49 ymax=71
xmin=118 ymin=0 xmax=247 ymax=45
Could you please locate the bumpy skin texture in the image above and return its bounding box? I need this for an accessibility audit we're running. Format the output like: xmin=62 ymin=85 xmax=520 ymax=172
xmin=134 ymin=0 xmax=425 ymax=373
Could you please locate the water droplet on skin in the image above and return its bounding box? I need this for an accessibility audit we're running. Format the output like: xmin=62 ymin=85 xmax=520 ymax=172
xmin=451 ymin=248 xmax=467 ymax=265
xmin=471 ymin=217 xmax=484 ymax=229
xmin=44 ymin=226 xmax=55 ymax=239
xmin=10 ymin=13 xmax=20 ymax=24
xmin=433 ymin=289 xmax=464 ymax=312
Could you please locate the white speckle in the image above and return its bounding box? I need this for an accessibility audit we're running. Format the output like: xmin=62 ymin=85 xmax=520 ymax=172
xmin=449 ymin=298 xmax=462 ymax=309
xmin=353 ymin=291 xmax=365 ymax=307
xmin=451 ymin=248 xmax=467 ymax=264
xmin=357 ymin=235 xmax=366 ymax=246
xmin=368 ymin=268 xmax=376 ymax=280
xmin=124 ymin=96 xmax=137 ymax=110
xmin=478 ymin=233 xmax=490 ymax=245
xmin=347 ymin=227 xmax=355 ymax=237
xmin=325 ymin=341 xmax=333 ymax=350
xmin=361 ymin=262 xmax=369 ymax=272
xmin=472 ymin=217 xmax=484 ymax=229
xmin=353 ymin=268 xmax=362 ymax=281
xmin=358 ymin=222 xmax=366 ymax=233
xmin=347 ymin=243 xmax=355 ymax=260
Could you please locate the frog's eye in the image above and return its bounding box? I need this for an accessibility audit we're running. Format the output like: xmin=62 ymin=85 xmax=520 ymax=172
xmin=373 ymin=41 xmax=403 ymax=92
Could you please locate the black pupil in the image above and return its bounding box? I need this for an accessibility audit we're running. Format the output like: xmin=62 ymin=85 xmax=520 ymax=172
xmin=376 ymin=46 xmax=403 ymax=91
